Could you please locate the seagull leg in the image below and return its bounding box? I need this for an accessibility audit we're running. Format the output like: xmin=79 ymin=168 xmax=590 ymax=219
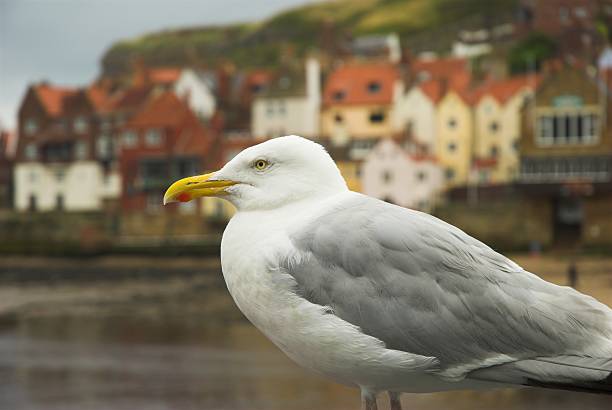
xmin=388 ymin=391 xmax=402 ymax=410
xmin=360 ymin=388 xmax=378 ymax=410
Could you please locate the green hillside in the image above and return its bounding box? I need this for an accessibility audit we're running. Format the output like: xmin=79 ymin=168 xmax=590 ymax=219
xmin=101 ymin=0 xmax=517 ymax=76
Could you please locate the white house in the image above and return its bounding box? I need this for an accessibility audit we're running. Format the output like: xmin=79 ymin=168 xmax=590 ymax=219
xmin=251 ymin=58 xmax=320 ymax=140
xmin=14 ymin=162 xmax=120 ymax=211
xmin=362 ymin=138 xmax=444 ymax=211
xmin=174 ymin=68 xmax=217 ymax=120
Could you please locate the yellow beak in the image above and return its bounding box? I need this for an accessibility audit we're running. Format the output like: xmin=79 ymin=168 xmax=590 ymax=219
xmin=163 ymin=172 xmax=237 ymax=205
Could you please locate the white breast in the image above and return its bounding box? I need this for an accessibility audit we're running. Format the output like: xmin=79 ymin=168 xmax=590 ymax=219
xmin=219 ymin=208 xmax=452 ymax=392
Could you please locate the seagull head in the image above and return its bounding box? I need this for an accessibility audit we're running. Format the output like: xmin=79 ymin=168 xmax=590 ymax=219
xmin=163 ymin=135 xmax=347 ymax=211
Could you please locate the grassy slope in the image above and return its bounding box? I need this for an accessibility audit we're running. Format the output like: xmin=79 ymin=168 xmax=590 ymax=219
xmin=100 ymin=0 xmax=517 ymax=76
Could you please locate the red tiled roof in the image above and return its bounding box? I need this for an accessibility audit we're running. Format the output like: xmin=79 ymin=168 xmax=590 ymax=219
xmin=323 ymin=63 xmax=399 ymax=106
xmin=474 ymin=75 xmax=542 ymax=105
xmin=34 ymin=84 xmax=78 ymax=117
xmin=127 ymin=91 xmax=197 ymax=128
xmin=86 ymin=84 xmax=117 ymax=114
xmin=419 ymin=79 xmax=444 ymax=103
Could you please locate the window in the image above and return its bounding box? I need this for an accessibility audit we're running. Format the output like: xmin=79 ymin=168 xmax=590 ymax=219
xmin=55 ymin=194 xmax=65 ymax=211
xmin=75 ymin=141 xmax=88 ymax=160
xmin=574 ymin=7 xmax=587 ymax=18
xmin=334 ymin=113 xmax=343 ymax=123
xmin=277 ymin=101 xmax=286 ymax=115
xmin=24 ymin=119 xmax=38 ymax=135
xmin=122 ymin=131 xmax=137 ymax=147
xmin=73 ymin=116 xmax=88 ymax=133
xmin=559 ymin=7 xmax=569 ymax=23
xmin=445 ymin=167 xmax=455 ymax=181
xmin=448 ymin=117 xmax=457 ymax=129
xmin=145 ymin=129 xmax=162 ymax=146
xmin=369 ymin=111 xmax=385 ymax=123
xmin=512 ymin=139 xmax=519 ymax=151
xmin=333 ymin=90 xmax=345 ymax=101
xmin=489 ymin=121 xmax=499 ymax=133
xmin=367 ymin=81 xmax=381 ymax=94
xmin=537 ymin=111 xmax=600 ymax=145
xmin=417 ymin=171 xmax=427 ymax=182
xmin=28 ymin=194 xmax=37 ymax=212
xmin=97 ymin=135 xmax=112 ymax=159
xmin=266 ymin=102 xmax=274 ymax=116
xmin=25 ymin=143 xmax=38 ymax=160
xmin=55 ymin=169 xmax=65 ymax=182
xmin=490 ymin=145 xmax=499 ymax=157
xmin=448 ymin=142 xmax=457 ymax=152
xmin=382 ymin=170 xmax=392 ymax=184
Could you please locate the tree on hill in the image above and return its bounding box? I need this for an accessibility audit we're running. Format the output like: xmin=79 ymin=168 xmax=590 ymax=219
xmin=507 ymin=33 xmax=557 ymax=74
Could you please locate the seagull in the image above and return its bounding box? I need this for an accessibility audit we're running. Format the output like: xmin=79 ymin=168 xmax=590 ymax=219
xmin=164 ymin=135 xmax=612 ymax=409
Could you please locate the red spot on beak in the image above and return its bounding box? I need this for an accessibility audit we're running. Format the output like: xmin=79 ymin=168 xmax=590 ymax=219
xmin=177 ymin=192 xmax=191 ymax=202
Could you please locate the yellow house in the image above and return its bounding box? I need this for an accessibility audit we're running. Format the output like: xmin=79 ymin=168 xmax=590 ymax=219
xmin=435 ymin=89 xmax=474 ymax=187
xmin=321 ymin=63 xmax=401 ymax=145
xmin=473 ymin=76 xmax=538 ymax=184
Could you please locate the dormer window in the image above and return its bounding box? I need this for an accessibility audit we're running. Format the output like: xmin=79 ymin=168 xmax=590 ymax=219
xmin=74 ymin=116 xmax=88 ymax=133
xmin=24 ymin=119 xmax=38 ymax=135
xmin=145 ymin=128 xmax=163 ymax=146
xmin=367 ymin=81 xmax=381 ymax=94
xmin=333 ymin=90 xmax=346 ymax=101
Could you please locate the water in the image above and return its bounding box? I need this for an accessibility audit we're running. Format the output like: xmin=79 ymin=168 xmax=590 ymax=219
xmin=0 ymin=265 xmax=610 ymax=410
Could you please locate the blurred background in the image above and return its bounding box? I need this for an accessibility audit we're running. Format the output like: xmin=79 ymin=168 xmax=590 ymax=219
xmin=1 ymin=0 xmax=612 ymax=409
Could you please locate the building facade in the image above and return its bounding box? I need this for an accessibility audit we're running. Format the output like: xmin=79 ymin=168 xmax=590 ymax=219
xmin=362 ymin=138 xmax=443 ymax=211
xmin=251 ymin=58 xmax=320 ymax=140
xmin=120 ymin=92 xmax=215 ymax=213
xmin=321 ymin=63 xmax=401 ymax=152
xmin=14 ymin=83 xmax=120 ymax=212
xmin=518 ymin=68 xmax=612 ymax=247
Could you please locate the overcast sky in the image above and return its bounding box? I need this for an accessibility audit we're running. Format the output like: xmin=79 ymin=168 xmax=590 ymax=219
xmin=0 ymin=0 xmax=312 ymax=129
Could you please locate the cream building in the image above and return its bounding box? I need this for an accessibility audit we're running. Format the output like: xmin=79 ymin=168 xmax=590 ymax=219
xmin=473 ymin=76 xmax=538 ymax=184
xmin=393 ymin=80 xmax=442 ymax=152
xmin=321 ymin=63 xmax=401 ymax=148
xmin=435 ymin=89 xmax=475 ymax=187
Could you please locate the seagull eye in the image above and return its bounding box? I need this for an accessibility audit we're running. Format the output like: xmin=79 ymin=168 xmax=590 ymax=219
xmin=254 ymin=159 xmax=269 ymax=170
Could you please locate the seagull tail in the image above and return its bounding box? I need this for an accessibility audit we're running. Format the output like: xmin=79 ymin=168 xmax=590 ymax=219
xmin=468 ymin=355 xmax=612 ymax=395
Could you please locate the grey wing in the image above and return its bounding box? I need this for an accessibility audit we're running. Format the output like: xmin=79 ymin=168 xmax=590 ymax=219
xmin=279 ymin=193 xmax=612 ymax=390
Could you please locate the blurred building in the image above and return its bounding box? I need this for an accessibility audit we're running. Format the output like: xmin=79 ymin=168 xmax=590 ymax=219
xmin=435 ymin=84 xmax=476 ymax=188
xmin=362 ymin=138 xmax=443 ymax=211
xmin=174 ymin=68 xmax=218 ymax=121
xmin=14 ymin=83 xmax=120 ymax=211
xmin=321 ymin=62 xmax=402 ymax=158
xmin=516 ymin=0 xmax=612 ymax=61
xmin=349 ymin=33 xmax=402 ymax=63
xmin=393 ymin=80 xmax=441 ymax=154
xmin=0 ymin=129 xmax=18 ymax=208
xmin=119 ymin=91 xmax=216 ymax=213
xmin=251 ymin=58 xmax=321 ymax=140
xmin=472 ymin=74 xmax=540 ymax=184
xmin=519 ymin=67 xmax=612 ymax=247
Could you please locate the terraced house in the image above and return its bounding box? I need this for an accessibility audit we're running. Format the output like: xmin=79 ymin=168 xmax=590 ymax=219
xmin=472 ymin=75 xmax=540 ymax=184
xmin=321 ymin=62 xmax=401 ymax=158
